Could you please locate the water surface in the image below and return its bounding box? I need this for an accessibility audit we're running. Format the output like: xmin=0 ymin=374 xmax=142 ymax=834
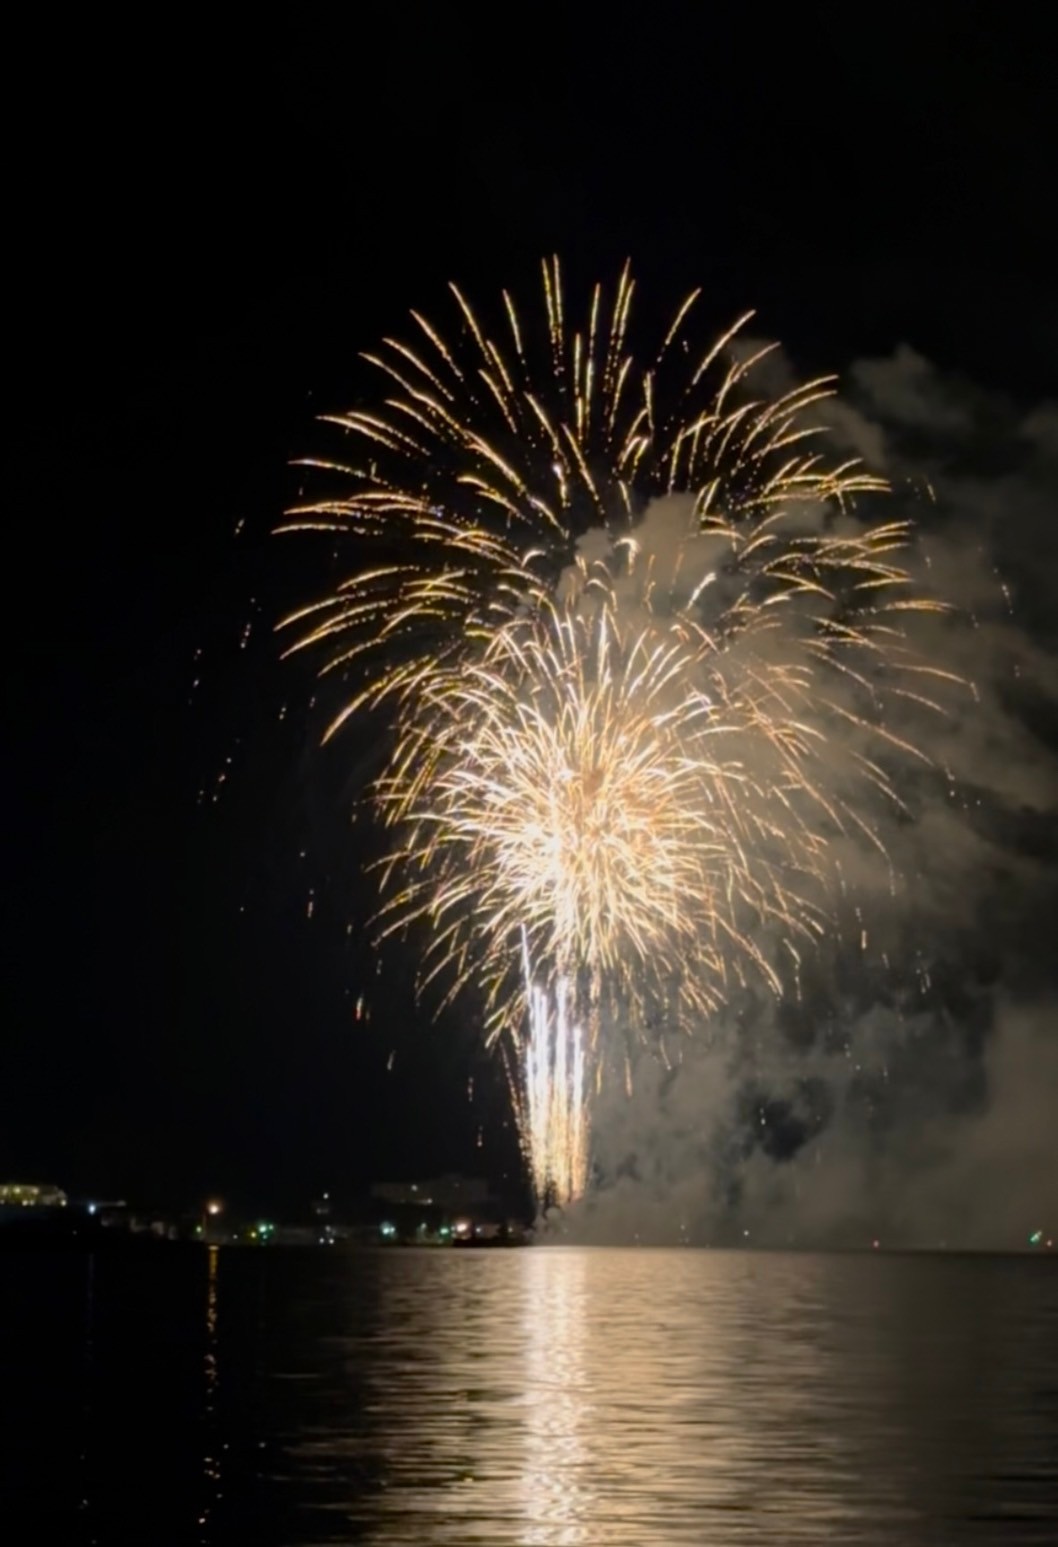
xmin=3 ymin=1246 xmax=1056 ymax=1543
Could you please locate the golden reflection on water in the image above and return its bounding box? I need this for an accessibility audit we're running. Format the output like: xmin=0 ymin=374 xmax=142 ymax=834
xmin=7 ymin=1240 xmax=1055 ymax=1542
xmin=520 ymin=1250 xmax=594 ymax=1544
xmin=313 ymin=1247 xmax=869 ymax=1544
xmin=280 ymin=1248 xmax=1058 ymax=1545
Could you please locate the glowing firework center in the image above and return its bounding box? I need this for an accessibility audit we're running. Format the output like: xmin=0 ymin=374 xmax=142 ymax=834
xmin=281 ymin=260 xmax=952 ymax=1209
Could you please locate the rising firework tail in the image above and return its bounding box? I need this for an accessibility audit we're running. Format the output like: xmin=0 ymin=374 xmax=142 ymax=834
xmin=279 ymin=260 xmax=956 ymax=1206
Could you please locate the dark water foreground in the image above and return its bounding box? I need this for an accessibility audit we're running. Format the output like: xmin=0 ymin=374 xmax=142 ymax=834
xmin=1 ymin=1246 xmax=1055 ymax=1545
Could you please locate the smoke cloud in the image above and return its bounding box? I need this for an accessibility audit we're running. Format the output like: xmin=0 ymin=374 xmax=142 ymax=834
xmin=552 ymin=346 xmax=1058 ymax=1247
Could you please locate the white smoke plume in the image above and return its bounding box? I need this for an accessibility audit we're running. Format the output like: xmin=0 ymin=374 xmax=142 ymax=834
xmin=550 ymin=345 xmax=1058 ymax=1247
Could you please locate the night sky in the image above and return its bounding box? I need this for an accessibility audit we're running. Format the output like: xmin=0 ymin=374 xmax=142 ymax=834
xmin=7 ymin=12 xmax=1055 ymax=1223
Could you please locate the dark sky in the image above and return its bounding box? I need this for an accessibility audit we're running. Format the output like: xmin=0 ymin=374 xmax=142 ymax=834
xmin=6 ymin=10 xmax=1055 ymax=1217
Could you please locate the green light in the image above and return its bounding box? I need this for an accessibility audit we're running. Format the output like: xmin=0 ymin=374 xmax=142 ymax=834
xmin=1030 ymin=1229 xmax=1043 ymax=1245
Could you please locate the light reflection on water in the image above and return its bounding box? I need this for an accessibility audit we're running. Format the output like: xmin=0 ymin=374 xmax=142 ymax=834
xmin=3 ymin=1246 xmax=1057 ymax=1544
xmin=282 ymin=1248 xmax=1058 ymax=1545
xmin=520 ymin=1249 xmax=592 ymax=1544
xmin=200 ymin=1244 xmax=222 ymax=1535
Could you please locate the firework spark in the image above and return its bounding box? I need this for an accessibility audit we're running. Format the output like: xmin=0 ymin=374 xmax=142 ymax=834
xmin=279 ymin=260 xmax=953 ymax=1206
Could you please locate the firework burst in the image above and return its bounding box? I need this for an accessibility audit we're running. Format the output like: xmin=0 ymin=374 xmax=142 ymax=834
xmin=279 ymin=260 xmax=954 ymax=1205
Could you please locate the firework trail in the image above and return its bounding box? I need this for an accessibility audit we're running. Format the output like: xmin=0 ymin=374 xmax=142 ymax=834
xmin=279 ymin=260 xmax=954 ymax=1205
xmin=517 ymin=935 xmax=589 ymax=1207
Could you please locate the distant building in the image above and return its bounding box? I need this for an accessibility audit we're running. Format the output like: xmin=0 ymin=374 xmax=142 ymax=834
xmin=0 ymin=1182 xmax=68 ymax=1211
xmin=372 ymin=1174 xmax=491 ymax=1210
xmin=369 ymin=1175 xmax=516 ymax=1246
xmin=271 ymin=1225 xmax=319 ymax=1246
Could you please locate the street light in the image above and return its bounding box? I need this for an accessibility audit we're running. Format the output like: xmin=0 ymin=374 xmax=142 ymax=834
xmin=201 ymin=1198 xmax=224 ymax=1242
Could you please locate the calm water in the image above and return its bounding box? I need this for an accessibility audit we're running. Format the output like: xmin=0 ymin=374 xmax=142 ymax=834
xmin=2 ymin=1246 xmax=1056 ymax=1544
